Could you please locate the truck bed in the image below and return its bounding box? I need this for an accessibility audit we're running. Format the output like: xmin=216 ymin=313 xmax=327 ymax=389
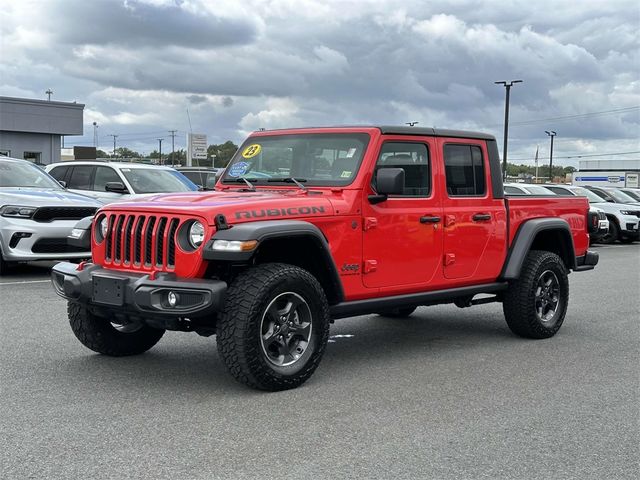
xmin=506 ymin=196 xmax=590 ymax=257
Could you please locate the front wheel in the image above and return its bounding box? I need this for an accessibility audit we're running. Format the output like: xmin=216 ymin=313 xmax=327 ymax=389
xmin=216 ymin=263 xmax=330 ymax=391
xmin=599 ymin=219 xmax=619 ymax=244
xmin=67 ymin=302 xmax=165 ymax=356
xmin=503 ymin=250 xmax=569 ymax=339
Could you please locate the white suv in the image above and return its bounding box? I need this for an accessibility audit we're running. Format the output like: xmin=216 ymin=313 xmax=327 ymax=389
xmin=544 ymin=184 xmax=639 ymax=244
xmin=46 ymin=162 xmax=198 ymax=204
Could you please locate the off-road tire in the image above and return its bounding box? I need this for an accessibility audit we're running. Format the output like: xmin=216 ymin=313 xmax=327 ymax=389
xmin=68 ymin=302 xmax=165 ymax=356
xmin=599 ymin=218 xmax=619 ymax=244
xmin=503 ymin=250 xmax=569 ymax=339
xmin=377 ymin=306 xmax=417 ymax=318
xmin=216 ymin=263 xmax=330 ymax=391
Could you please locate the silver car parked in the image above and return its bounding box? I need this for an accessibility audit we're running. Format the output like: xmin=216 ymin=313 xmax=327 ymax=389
xmin=0 ymin=157 xmax=102 ymax=274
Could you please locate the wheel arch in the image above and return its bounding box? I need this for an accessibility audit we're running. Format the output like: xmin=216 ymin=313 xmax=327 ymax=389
xmin=501 ymin=218 xmax=576 ymax=280
xmin=204 ymin=220 xmax=344 ymax=305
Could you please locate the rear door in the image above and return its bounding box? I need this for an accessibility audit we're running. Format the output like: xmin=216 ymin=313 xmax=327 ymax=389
xmin=362 ymin=137 xmax=443 ymax=290
xmin=438 ymin=139 xmax=504 ymax=281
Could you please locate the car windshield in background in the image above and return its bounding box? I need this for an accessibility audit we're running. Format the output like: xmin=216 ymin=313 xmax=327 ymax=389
xmin=222 ymin=133 xmax=370 ymax=186
xmin=605 ymin=188 xmax=637 ymax=204
xmin=0 ymin=160 xmax=62 ymax=189
xmin=622 ymin=189 xmax=640 ymax=201
xmin=120 ymin=168 xmax=197 ymax=194
xmin=569 ymin=186 xmax=607 ymax=203
xmin=524 ymin=185 xmax=554 ymax=195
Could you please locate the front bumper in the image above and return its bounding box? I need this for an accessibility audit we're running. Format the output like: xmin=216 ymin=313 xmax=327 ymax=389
xmin=51 ymin=262 xmax=226 ymax=319
xmin=0 ymin=217 xmax=91 ymax=261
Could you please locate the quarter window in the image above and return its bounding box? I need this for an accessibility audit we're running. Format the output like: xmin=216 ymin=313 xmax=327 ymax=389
xmin=49 ymin=166 xmax=69 ymax=182
xmin=444 ymin=144 xmax=485 ymax=196
xmin=373 ymin=142 xmax=430 ymax=196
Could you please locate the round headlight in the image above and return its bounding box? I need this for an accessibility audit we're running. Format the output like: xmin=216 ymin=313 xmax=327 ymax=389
xmin=188 ymin=221 xmax=205 ymax=248
xmin=100 ymin=217 xmax=109 ymax=238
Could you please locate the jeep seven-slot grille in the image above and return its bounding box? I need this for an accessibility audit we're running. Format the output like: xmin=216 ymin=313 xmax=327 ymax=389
xmin=104 ymin=214 xmax=181 ymax=270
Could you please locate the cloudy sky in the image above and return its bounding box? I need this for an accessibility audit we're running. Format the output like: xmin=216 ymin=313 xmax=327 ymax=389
xmin=1 ymin=0 xmax=638 ymax=166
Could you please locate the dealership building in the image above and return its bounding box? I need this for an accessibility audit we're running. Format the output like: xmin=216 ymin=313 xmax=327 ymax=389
xmin=0 ymin=96 xmax=84 ymax=165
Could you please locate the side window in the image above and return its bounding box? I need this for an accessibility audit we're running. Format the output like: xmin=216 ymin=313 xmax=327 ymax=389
xmin=373 ymin=142 xmax=430 ymax=196
xmin=49 ymin=166 xmax=69 ymax=182
xmin=67 ymin=166 xmax=94 ymax=190
xmin=94 ymin=166 xmax=121 ymax=191
xmin=444 ymin=144 xmax=486 ymax=196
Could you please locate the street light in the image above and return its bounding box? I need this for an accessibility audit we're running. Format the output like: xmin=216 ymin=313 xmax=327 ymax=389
xmin=92 ymin=122 xmax=98 ymax=149
xmin=495 ymin=79 xmax=523 ymax=180
xmin=545 ymin=130 xmax=557 ymax=182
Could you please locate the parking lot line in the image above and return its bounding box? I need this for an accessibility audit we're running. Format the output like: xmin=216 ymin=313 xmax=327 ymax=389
xmin=0 ymin=279 xmax=50 ymax=285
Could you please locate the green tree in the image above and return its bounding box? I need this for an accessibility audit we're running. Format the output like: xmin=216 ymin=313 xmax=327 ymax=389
xmin=207 ymin=141 xmax=238 ymax=167
xmin=115 ymin=147 xmax=141 ymax=158
xmin=96 ymin=149 xmax=110 ymax=158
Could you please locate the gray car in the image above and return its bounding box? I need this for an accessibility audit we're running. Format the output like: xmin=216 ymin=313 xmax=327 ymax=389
xmin=0 ymin=157 xmax=102 ymax=274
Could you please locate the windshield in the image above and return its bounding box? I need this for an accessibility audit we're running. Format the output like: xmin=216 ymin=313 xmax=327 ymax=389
xmin=222 ymin=133 xmax=370 ymax=186
xmin=523 ymin=185 xmax=554 ymax=195
xmin=605 ymin=188 xmax=637 ymax=204
xmin=622 ymin=189 xmax=640 ymax=201
xmin=0 ymin=160 xmax=63 ymax=189
xmin=120 ymin=168 xmax=198 ymax=194
xmin=569 ymin=186 xmax=606 ymax=203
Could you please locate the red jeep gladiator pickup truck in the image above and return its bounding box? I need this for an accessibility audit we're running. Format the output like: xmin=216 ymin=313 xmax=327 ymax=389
xmin=52 ymin=126 xmax=599 ymax=390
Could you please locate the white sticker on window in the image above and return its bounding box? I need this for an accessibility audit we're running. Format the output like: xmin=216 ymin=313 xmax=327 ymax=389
xmin=341 ymin=171 xmax=352 ymax=178
xmin=346 ymin=148 xmax=356 ymax=158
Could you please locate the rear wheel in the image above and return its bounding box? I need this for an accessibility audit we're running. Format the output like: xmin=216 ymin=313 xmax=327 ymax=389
xmin=377 ymin=306 xmax=417 ymax=318
xmin=67 ymin=302 xmax=165 ymax=356
xmin=503 ymin=250 xmax=569 ymax=339
xmin=216 ymin=263 xmax=330 ymax=391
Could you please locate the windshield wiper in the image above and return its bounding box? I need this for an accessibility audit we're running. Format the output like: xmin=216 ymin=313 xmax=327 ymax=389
xmin=267 ymin=177 xmax=308 ymax=192
xmin=226 ymin=177 xmax=257 ymax=191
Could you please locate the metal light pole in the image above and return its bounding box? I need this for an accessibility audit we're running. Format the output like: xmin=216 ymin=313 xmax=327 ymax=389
xmin=93 ymin=122 xmax=98 ymax=148
xmin=46 ymin=89 xmax=53 ymax=101
xmin=158 ymin=138 xmax=163 ymax=165
xmin=545 ymin=131 xmax=556 ymax=182
xmin=495 ymin=80 xmax=523 ymax=180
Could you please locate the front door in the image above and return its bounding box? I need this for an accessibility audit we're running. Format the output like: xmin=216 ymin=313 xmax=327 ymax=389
xmin=362 ymin=139 xmax=443 ymax=289
xmin=438 ymin=139 xmax=504 ymax=280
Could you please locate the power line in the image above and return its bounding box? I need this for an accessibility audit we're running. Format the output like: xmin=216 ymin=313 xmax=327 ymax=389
xmin=508 ymin=150 xmax=640 ymax=162
xmin=485 ymin=105 xmax=640 ymax=128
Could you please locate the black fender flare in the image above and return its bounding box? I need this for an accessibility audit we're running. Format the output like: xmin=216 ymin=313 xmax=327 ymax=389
xmin=67 ymin=215 xmax=95 ymax=250
xmin=203 ymin=220 xmax=344 ymax=303
xmin=500 ymin=218 xmax=576 ymax=280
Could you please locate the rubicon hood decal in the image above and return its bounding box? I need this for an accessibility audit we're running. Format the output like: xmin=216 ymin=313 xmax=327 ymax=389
xmin=234 ymin=205 xmax=326 ymax=220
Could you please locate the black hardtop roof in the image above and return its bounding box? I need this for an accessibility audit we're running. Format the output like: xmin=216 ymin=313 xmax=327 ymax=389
xmin=256 ymin=125 xmax=495 ymax=141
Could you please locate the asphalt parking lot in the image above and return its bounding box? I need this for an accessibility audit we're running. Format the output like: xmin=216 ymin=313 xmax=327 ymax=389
xmin=1 ymin=244 xmax=638 ymax=480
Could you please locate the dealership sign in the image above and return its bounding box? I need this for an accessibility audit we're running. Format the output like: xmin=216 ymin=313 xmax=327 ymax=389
xmin=187 ymin=133 xmax=207 ymax=166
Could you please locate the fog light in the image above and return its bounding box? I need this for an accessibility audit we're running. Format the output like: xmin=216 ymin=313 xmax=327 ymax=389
xmin=167 ymin=291 xmax=179 ymax=307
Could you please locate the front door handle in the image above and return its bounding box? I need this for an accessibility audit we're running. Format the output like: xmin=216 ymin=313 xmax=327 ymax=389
xmin=420 ymin=215 xmax=441 ymax=224
xmin=472 ymin=213 xmax=492 ymax=222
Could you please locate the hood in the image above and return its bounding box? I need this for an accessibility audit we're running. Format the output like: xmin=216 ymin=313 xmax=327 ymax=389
xmin=591 ymin=201 xmax=640 ymax=214
xmin=0 ymin=188 xmax=103 ymax=208
xmin=101 ymin=189 xmax=336 ymax=224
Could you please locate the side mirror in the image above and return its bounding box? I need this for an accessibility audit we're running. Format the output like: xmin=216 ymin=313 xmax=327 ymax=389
xmin=105 ymin=181 xmax=129 ymax=194
xmin=606 ymin=198 xmax=615 ymax=203
xmin=58 ymin=180 xmax=67 ymax=188
xmin=369 ymin=168 xmax=405 ymax=204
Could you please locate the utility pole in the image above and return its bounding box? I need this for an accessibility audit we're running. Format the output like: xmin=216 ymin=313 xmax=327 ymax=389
xmin=494 ymin=79 xmax=523 ymax=180
xmin=157 ymin=138 xmax=164 ymax=165
xmin=168 ymin=130 xmax=177 ymax=166
xmin=45 ymin=89 xmax=53 ymax=101
xmin=109 ymin=134 xmax=118 ymax=159
xmin=545 ymin=131 xmax=557 ymax=182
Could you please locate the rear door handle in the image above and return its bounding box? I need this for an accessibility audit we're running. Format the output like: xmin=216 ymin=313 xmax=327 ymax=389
xmin=472 ymin=213 xmax=492 ymax=222
xmin=420 ymin=215 xmax=441 ymax=224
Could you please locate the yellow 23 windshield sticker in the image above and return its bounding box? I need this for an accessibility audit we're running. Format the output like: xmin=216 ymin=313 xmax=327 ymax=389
xmin=241 ymin=144 xmax=262 ymax=159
